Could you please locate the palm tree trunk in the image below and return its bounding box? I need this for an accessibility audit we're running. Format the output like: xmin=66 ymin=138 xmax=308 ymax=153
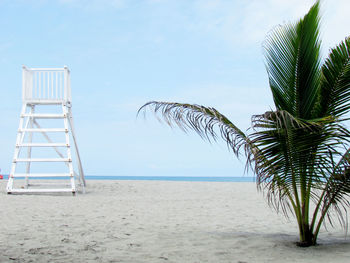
xmin=297 ymin=222 xmax=315 ymax=247
xmin=294 ymin=185 xmax=316 ymax=247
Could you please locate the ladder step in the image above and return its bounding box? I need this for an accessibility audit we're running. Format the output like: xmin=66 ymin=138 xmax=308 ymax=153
xmin=26 ymin=100 xmax=64 ymax=105
xmin=12 ymin=173 xmax=72 ymax=178
xmin=18 ymin=143 xmax=69 ymax=147
xmin=28 ymin=183 xmax=72 ymax=186
xmin=21 ymin=113 xmax=65 ymax=119
xmin=8 ymin=188 xmax=75 ymax=193
xmin=15 ymin=158 xmax=71 ymax=162
xmin=19 ymin=128 xmax=68 ymax=132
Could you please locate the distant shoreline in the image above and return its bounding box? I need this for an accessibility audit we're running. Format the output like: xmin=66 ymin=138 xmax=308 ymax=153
xmin=85 ymin=175 xmax=256 ymax=182
xmin=0 ymin=175 xmax=255 ymax=182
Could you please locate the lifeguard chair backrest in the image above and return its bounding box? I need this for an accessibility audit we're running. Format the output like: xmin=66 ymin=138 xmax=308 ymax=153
xmin=22 ymin=66 xmax=71 ymax=103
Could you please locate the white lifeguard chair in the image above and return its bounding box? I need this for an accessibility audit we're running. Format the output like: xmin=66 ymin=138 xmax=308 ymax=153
xmin=6 ymin=66 xmax=86 ymax=195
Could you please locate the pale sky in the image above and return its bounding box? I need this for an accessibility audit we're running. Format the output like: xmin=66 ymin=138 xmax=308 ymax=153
xmin=0 ymin=0 xmax=349 ymax=177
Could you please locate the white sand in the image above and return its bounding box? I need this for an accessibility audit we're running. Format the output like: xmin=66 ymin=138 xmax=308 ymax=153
xmin=0 ymin=180 xmax=350 ymax=263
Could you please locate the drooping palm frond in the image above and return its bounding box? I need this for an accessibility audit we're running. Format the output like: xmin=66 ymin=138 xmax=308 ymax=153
xmin=250 ymin=110 xmax=320 ymax=212
xmin=138 ymin=101 xmax=253 ymax=159
xmin=308 ymin=149 xmax=350 ymax=238
xmin=250 ymin=106 xmax=350 ymax=214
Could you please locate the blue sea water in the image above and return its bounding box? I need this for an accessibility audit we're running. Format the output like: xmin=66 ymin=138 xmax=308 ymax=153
xmin=85 ymin=175 xmax=255 ymax=182
xmin=1 ymin=174 xmax=255 ymax=182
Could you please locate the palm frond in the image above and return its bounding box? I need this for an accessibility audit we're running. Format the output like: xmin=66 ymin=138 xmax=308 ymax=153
xmin=311 ymin=150 xmax=350 ymax=236
xmin=319 ymin=37 xmax=350 ymax=118
xmin=264 ymin=1 xmax=321 ymax=119
xmin=138 ymin=101 xmax=252 ymax=158
xmin=263 ymin=23 xmax=298 ymax=113
xmin=250 ymin=108 xmax=350 ymax=218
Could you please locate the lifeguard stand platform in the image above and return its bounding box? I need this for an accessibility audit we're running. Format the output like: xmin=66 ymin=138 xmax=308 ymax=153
xmin=6 ymin=66 xmax=86 ymax=194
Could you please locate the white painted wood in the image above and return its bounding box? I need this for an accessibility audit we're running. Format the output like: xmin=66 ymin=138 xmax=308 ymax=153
xmin=15 ymin=158 xmax=71 ymax=162
xmin=25 ymin=105 xmax=35 ymax=188
xmin=19 ymin=128 xmax=67 ymax=132
xmin=23 ymin=66 xmax=70 ymax=102
xmin=33 ymin=120 xmax=68 ymax=159
xmin=19 ymin=143 xmax=68 ymax=147
xmin=68 ymin=107 xmax=86 ymax=188
xmin=64 ymin=104 xmax=76 ymax=192
xmin=9 ymin=188 xmax=75 ymax=193
xmin=26 ymin=100 xmax=64 ymax=105
xmin=7 ymin=104 xmax=27 ymax=192
xmin=21 ymin=113 xmax=65 ymax=119
xmin=30 ymin=68 xmax=66 ymax=71
xmin=27 ymin=183 xmax=72 ymax=186
xmin=7 ymin=66 xmax=85 ymax=195
xmin=13 ymin=173 xmax=72 ymax=177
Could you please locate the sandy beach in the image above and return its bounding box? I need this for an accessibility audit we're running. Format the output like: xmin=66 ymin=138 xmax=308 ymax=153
xmin=0 ymin=180 xmax=350 ymax=263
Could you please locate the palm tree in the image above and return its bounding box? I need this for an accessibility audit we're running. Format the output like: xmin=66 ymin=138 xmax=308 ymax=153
xmin=139 ymin=1 xmax=350 ymax=247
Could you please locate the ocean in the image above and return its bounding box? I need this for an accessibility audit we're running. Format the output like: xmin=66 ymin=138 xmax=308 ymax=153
xmin=85 ymin=175 xmax=255 ymax=182
xmin=1 ymin=175 xmax=255 ymax=182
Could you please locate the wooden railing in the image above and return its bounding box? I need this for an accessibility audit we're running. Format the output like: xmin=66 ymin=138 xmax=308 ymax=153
xmin=22 ymin=66 xmax=71 ymax=102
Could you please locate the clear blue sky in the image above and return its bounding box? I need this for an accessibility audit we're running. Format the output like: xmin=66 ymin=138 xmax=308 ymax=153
xmin=0 ymin=0 xmax=349 ymax=177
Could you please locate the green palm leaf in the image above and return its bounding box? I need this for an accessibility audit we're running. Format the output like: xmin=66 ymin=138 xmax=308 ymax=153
xmin=138 ymin=101 xmax=252 ymax=158
xmin=319 ymin=38 xmax=350 ymax=117
xmin=264 ymin=1 xmax=321 ymax=119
